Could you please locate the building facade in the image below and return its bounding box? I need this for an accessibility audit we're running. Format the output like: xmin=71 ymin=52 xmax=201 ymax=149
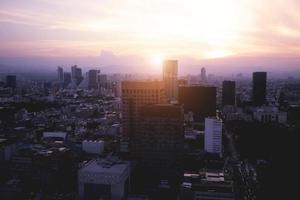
xmin=137 ymin=104 xmax=184 ymax=170
xmin=121 ymin=81 xmax=167 ymax=155
xmin=178 ymin=86 xmax=216 ymax=122
xmin=222 ymin=81 xmax=236 ymax=106
xmin=253 ymin=72 xmax=267 ymax=106
xmin=204 ymin=118 xmax=223 ymax=156
xmin=163 ymin=60 xmax=178 ymax=102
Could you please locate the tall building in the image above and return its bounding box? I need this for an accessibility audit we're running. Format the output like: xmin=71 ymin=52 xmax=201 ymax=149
xmin=253 ymin=72 xmax=267 ymax=106
xmin=6 ymin=75 xmax=16 ymax=89
xmin=163 ymin=60 xmax=178 ymax=102
xmin=57 ymin=66 xmax=64 ymax=82
xmin=121 ymin=81 xmax=167 ymax=154
xmin=71 ymin=65 xmax=83 ymax=85
xmin=178 ymin=86 xmax=216 ymax=122
xmin=222 ymin=81 xmax=236 ymax=106
xmin=204 ymin=117 xmax=222 ymax=156
xmin=63 ymin=72 xmax=71 ymax=87
xmin=201 ymin=67 xmax=206 ymax=82
xmin=98 ymin=74 xmax=108 ymax=89
xmin=88 ymin=69 xmax=100 ymax=89
xmin=137 ymin=104 xmax=184 ymax=170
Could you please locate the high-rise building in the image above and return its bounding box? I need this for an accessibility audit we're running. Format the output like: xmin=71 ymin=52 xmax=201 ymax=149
xmin=63 ymin=72 xmax=71 ymax=87
xmin=201 ymin=67 xmax=206 ymax=82
xmin=121 ymin=81 xmax=167 ymax=154
xmin=163 ymin=60 xmax=178 ymax=102
xmin=222 ymin=81 xmax=236 ymax=106
xmin=204 ymin=117 xmax=222 ymax=156
xmin=137 ymin=104 xmax=184 ymax=170
xmin=253 ymin=72 xmax=267 ymax=106
xmin=178 ymin=86 xmax=216 ymax=122
xmin=88 ymin=69 xmax=100 ymax=89
xmin=6 ymin=75 xmax=16 ymax=89
xmin=71 ymin=65 xmax=83 ymax=86
xmin=57 ymin=66 xmax=64 ymax=82
xmin=98 ymin=74 xmax=108 ymax=89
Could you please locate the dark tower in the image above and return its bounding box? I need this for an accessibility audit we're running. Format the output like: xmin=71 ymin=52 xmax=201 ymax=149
xmin=253 ymin=72 xmax=267 ymax=106
xmin=222 ymin=81 xmax=236 ymax=106
xmin=178 ymin=86 xmax=216 ymax=122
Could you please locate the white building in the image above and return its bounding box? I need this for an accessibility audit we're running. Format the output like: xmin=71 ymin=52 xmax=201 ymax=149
xmin=253 ymin=107 xmax=287 ymax=124
xmin=204 ymin=118 xmax=223 ymax=156
xmin=82 ymin=140 xmax=104 ymax=155
xmin=78 ymin=157 xmax=130 ymax=200
xmin=43 ymin=132 xmax=67 ymax=141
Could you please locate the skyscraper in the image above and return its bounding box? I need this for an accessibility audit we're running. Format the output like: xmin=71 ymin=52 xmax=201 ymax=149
xmin=178 ymin=86 xmax=216 ymax=122
xmin=222 ymin=81 xmax=236 ymax=106
xmin=88 ymin=69 xmax=100 ymax=89
xmin=204 ymin=117 xmax=222 ymax=156
xmin=163 ymin=60 xmax=178 ymax=102
xmin=201 ymin=67 xmax=206 ymax=82
xmin=6 ymin=75 xmax=16 ymax=89
xmin=121 ymin=81 xmax=167 ymax=154
xmin=63 ymin=72 xmax=71 ymax=87
xmin=57 ymin=66 xmax=64 ymax=82
xmin=71 ymin=65 xmax=83 ymax=86
xmin=253 ymin=72 xmax=267 ymax=106
xmin=137 ymin=104 xmax=184 ymax=170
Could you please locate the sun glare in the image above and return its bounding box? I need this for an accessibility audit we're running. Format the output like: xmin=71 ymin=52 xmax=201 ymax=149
xmin=151 ymin=55 xmax=164 ymax=66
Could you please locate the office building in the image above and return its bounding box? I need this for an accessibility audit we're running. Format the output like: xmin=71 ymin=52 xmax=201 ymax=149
xmin=78 ymin=157 xmax=130 ymax=200
xmin=222 ymin=81 xmax=236 ymax=106
xmin=82 ymin=140 xmax=104 ymax=155
xmin=71 ymin=65 xmax=83 ymax=86
xmin=201 ymin=67 xmax=206 ymax=82
xmin=6 ymin=75 xmax=16 ymax=89
xmin=57 ymin=66 xmax=64 ymax=82
xmin=121 ymin=81 xmax=166 ymax=154
xmin=178 ymin=86 xmax=216 ymax=122
xmin=137 ymin=104 xmax=184 ymax=170
xmin=98 ymin=74 xmax=108 ymax=88
xmin=253 ymin=72 xmax=267 ymax=106
xmin=88 ymin=69 xmax=100 ymax=89
xmin=180 ymin=171 xmax=234 ymax=200
xmin=63 ymin=72 xmax=71 ymax=87
xmin=204 ymin=118 xmax=222 ymax=156
xmin=163 ymin=60 xmax=178 ymax=102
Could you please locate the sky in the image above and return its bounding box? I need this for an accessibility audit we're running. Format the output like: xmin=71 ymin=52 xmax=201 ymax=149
xmin=1 ymin=0 xmax=300 ymax=73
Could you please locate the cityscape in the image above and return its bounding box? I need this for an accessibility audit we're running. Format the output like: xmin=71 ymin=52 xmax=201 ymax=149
xmin=0 ymin=0 xmax=299 ymax=200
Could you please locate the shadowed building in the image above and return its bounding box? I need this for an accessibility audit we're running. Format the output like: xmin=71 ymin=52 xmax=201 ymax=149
xmin=222 ymin=81 xmax=236 ymax=106
xmin=137 ymin=104 xmax=184 ymax=171
xmin=178 ymin=86 xmax=216 ymax=122
xmin=71 ymin=65 xmax=83 ymax=86
xmin=253 ymin=72 xmax=267 ymax=106
xmin=121 ymin=81 xmax=167 ymax=155
xmin=63 ymin=72 xmax=71 ymax=87
xmin=88 ymin=69 xmax=100 ymax=89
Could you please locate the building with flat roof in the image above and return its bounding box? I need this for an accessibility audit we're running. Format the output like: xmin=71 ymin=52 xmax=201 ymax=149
xmin=78 ymin=157 xmax=130 ymax=200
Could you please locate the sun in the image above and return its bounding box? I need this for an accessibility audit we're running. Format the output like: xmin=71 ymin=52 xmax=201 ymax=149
xmin=151 ymin=55 xmax=164 ymax=66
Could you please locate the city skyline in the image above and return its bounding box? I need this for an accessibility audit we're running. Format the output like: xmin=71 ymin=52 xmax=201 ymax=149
xmin=1 ymin=0 xmax=300 ymax=74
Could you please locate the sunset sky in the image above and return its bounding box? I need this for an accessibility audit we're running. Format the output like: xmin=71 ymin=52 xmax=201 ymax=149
xmin=1 ymin=0 xmax=300 ymax=70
